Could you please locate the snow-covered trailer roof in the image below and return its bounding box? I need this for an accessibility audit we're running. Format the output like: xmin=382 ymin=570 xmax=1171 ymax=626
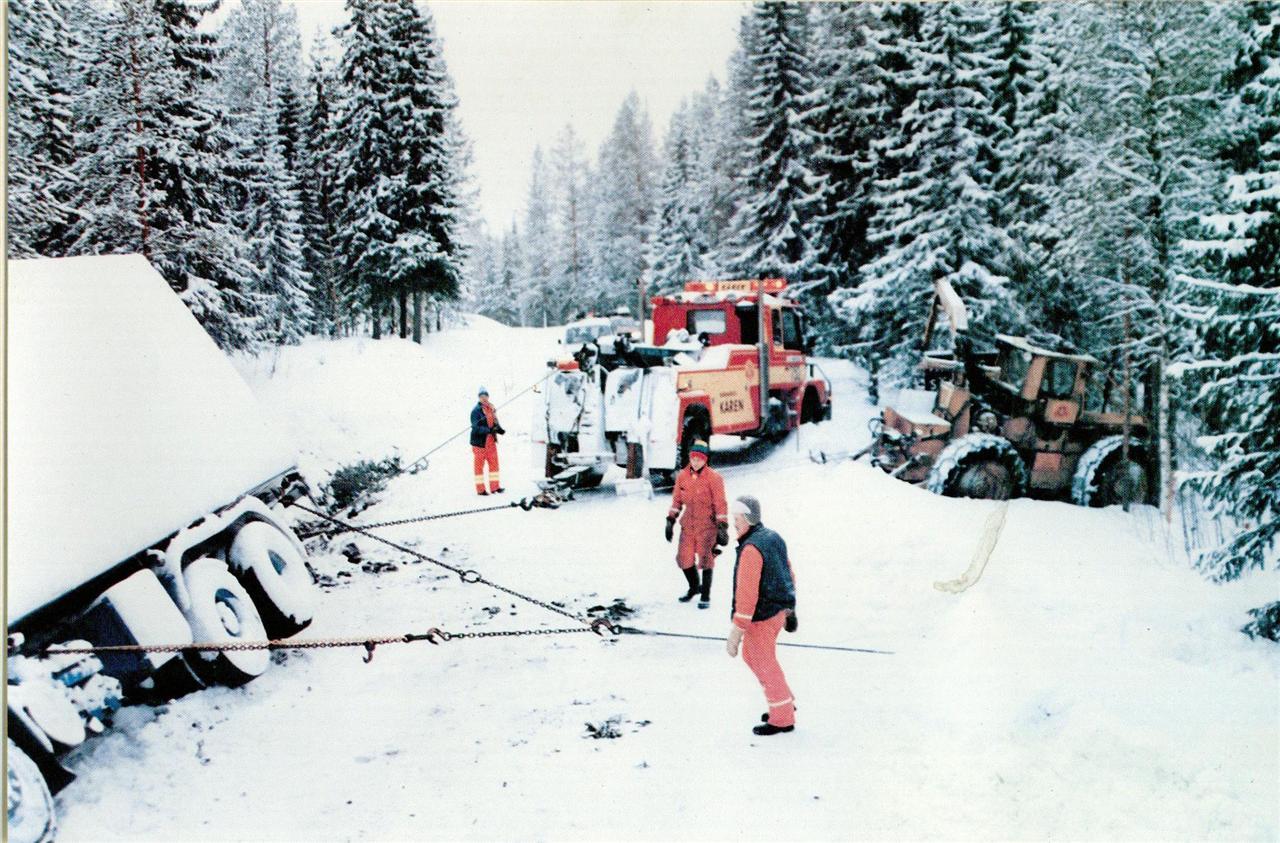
xmin=7 ymin=255 xmax=297 ymax=625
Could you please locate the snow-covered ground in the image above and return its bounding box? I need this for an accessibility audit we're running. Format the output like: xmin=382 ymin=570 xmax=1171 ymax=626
xmin=56 ymin=321 xmax=1278 ymax=841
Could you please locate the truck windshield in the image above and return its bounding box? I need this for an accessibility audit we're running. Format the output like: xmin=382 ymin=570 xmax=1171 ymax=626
xmin=687 ymin=309 xmax=727 ymax=337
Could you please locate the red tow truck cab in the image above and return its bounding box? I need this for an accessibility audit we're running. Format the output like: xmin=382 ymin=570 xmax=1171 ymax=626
xmin=651 ymin=279 xmax=832 ymax=442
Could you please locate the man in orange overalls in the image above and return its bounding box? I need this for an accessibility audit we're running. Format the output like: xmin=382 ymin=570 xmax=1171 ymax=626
xmin=725 ymin=494 xmax=797 ymax=736
xmin=470 ymin=386 xmax=505 ymax=495
xmin=665 ymin=440 xmax=728 ymax=608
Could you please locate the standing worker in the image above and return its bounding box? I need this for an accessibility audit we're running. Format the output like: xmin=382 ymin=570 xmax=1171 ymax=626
xmin=470 ymin=386 xmax=505 ymax=495
xmin=664 ymin=440 xmax=728 ymax=608
xmin=725 ymin=495 xmax=798 ymax=736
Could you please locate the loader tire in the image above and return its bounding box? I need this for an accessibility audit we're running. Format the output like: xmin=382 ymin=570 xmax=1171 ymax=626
xmin=1072 ymin=435 xmax=1152 ymax=508
xmin=927 ymin=434 xmax=1028 ymax=500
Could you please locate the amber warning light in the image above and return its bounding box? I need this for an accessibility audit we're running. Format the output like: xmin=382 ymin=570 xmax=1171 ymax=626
xmin=683 ymin=278 xmax=787 ymax=294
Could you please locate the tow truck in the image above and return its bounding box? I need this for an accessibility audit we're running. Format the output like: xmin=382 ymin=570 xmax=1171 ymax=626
xmin=533 ymin=279 xmax=833 ymax=488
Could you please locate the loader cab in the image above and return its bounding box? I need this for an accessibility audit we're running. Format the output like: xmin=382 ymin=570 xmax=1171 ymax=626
xmin=993 ymin=336 xmax=1095 ymax=427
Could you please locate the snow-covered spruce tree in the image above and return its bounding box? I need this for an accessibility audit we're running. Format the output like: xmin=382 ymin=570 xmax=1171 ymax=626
xmin=463 ymin=227 xmax=500 ymax=321
xmin=67 ymin=0 xmax=261 ymax=350
xmin=725 ymin=1 xmax=818 ymax=282
xmin=240 ymin=95 xmax=313 ymax=345
xmin=217 ymin=0 xmax=303 ymax=118
xmin=1052 ymin=0 xmax=1235 ymax=515
xmin=650 ymin=104 xmax=712 ymax=294
xmin=1177 ymin=2 xmax=1279 ymax=603
xmin=992 ymin=3 xmax=1079 ymax=351
xmin=805 ymin=3 xmax=883 ymax=315
xmin=551 ymin=123 xmax=594 ymax=316
xmin=688 ymin=77 xmax=734 ymax=274
xmin=833 ymin=2 xmax=1018 ymax=391
xmin=595 ymin=91 xmax=659 ymax=312
xmin=500 ymin=221 xmax=528 ymax=326
xmin=332 ymin=0 xmax=467 ymax=340
xmin=7 ymin=0 xmax=79 ymax=257
xmin=522 ymin=146 xmax=559 ymax=326
xmin=299 ymin=50 xmax=343 ymax=336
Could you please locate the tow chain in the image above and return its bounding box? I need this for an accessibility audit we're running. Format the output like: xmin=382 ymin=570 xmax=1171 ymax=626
xmin=45 ymin=620 xmax=617 ymax=664
xmin=296 ymin=498 xmax=539 ymax=540
xmin=293 ymin=503 xmax=603 ymax=631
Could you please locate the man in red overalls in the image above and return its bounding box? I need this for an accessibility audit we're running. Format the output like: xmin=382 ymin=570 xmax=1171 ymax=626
xmin=725 ymin=494 xmax=798 ymax=736
xmin=665 ymin=440 xmax=728 ymax=608
xmin=470 ymin=386 xmax=505 ymax=495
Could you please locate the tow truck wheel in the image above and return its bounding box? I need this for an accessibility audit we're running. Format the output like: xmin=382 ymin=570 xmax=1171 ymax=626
xmin=6 ymin=740 xmax=56 ymax=843
xmin=678 ymin=414 xmax=711 ymax=468
xmin=183 ymin=557 xmax=270 ymax=686
xmin=228 ymin=521 xmax=316 ymax=638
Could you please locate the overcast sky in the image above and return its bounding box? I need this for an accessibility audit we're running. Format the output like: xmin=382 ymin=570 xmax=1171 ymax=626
xmin=286 ymin=1 xmax=748 ymax=232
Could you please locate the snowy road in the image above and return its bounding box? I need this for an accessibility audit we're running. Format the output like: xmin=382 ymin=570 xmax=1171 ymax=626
xmin=56 ymin=324 xmax=1278 ymax=840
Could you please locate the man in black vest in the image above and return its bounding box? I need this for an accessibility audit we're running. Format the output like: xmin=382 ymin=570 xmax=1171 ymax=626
xmin=725 ymin=494 xmax=798 ymax=736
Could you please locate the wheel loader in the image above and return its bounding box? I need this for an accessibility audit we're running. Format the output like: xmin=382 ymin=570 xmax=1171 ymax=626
xmin=863 ymin=278 xmax=1154 ymax=507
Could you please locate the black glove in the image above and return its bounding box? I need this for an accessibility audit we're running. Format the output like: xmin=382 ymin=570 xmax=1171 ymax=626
xmin=493 ymin=425 xmax=506 ymax=435
xmin=665 ymin=517 xmax=675 ymax=543
xmin=784 ymin=611 xmax=798 ymax=634
xmin=716 ymin=523 xmax=729 ymax=547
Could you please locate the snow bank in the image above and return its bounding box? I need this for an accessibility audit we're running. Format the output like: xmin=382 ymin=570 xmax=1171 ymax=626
xmin=54 ymin=332 xmax=1279 ymax=841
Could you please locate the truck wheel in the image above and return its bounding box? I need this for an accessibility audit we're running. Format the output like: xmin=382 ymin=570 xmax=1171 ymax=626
xmin=228 ymin=521 xmax=316 ymax=639
xmin=1072 ymin=435 xmax=1152 ymax=507
xmin=544 ymin=443 xmax=561 ymax=479
xmin=649 ymin=469 xmax=675 ymax=489
xmin=927 ymin=433 xmax=1028 ymax=500
xmin=678 ymin=414 xmax=710 ymax=468
xmin=183 ymin=557 xmax=270 ymax=686
xmin=7 ymin=740 xmax=56 ymax=843
xmin=801 ymin=388 xmax=821 ymax=424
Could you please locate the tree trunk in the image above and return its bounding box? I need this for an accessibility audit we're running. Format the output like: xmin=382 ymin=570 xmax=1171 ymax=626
xmin=371 ymin=291 xmax=381 ymax=339
xmin=436 ymin=307 xmax=442 ymax=333
xmin=399 ymin=289 xmax=409 ymax=338
xmin=1157 ymin=357 xmax=1175 ymax=522
xmin=413 ymin=291 xmax=423 ymax=343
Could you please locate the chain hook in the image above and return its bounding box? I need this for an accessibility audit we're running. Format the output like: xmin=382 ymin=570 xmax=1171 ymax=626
xmin=458 ymin=569 xmax=482 ymax=584
xmin=362 ymin=641 xmax=377 ymax=663
xmin=519 ymin=497 xmax=534 ymax=511
xmin=589 ymin=617 xmax=620 ymax=637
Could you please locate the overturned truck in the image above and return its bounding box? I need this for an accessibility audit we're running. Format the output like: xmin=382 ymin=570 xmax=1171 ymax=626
xmin=866 ymin=278 xmax=1155 ymax=507
xmin=7 ymin=256 xmax=318 ymax=842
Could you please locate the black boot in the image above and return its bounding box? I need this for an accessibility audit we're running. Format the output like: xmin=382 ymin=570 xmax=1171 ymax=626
xmin=752 ymin=722 xmax=795 ymax=736
xmin=697 ymin=569 xmax=713 ymax=609
xmin=677 ymin=567 xmax=699 ymax=602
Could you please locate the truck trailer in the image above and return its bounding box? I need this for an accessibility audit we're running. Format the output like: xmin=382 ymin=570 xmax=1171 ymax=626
xmin=6 ymin=255 xmax=318 ymax=842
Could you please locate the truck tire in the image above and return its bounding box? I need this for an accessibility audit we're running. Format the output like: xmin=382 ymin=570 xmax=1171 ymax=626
xmin=228 ymin=521 xmax=316 ymax=638
xmin=576 ymin=469 xmax=605 ymax=489
xmin=183 ymin=557 xmax=270 ymax=686
xmin=678 ymin=413 xmax=711 ymax=469
xmin=801 ymin=388 xmax=822 ymax=424
xmin=927 ymin=433 xmax=1028 ymax=500
xmin=6 ymin=740 xmax=56 ymax=843
xmin=649 ymin=469 xmax=675 ymax=489
xmin=1072 ymin=435 xmax=1152 ymax=508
